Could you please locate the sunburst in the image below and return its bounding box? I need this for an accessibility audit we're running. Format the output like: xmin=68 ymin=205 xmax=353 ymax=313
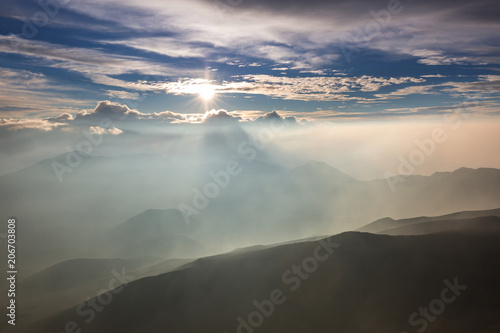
xmin=198 ymin=84 xmax=215 ymax=101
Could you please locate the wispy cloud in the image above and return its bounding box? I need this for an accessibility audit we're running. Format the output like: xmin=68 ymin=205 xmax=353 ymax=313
xmin=0 ymin=68 xmax=91 ymax=117
xmin=0 ymin=118 xmax=67 ymax=131
xmin=0 ymin=35 xmax=202 ymax=85
xmin=0 ymin=0 xmax=499 ymax=120
xmin=160 ymin=75 xmax=425 ymax=102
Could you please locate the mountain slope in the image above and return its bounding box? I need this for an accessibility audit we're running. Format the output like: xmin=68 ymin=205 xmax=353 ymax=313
xmin=107 ymin=209 xmax=208 ymax=258
xmin=358 ymin=207 xmax=500 ymax=234
xmin=2 ymin=152 xmax=500 ymax=275
xmin=23 ymin=222 xmax=500 ymax=333
xmin=3 ymin=257 xmax=192 ymax=328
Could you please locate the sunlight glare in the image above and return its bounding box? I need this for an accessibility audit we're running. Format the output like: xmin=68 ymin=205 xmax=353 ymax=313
xmin=199 ymin=85 xmax=215 ymax=101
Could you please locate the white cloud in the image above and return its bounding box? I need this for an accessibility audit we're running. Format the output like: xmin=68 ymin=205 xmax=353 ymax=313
xmin=157 ymin=75 xmax=425 ymax=102
xmin=299 ymin=69 xmax=328 ymax=75
xmin=31 ymin=0 xmax=346 ymax=69
xmin=439 ymin=76 xmax=500 ymax=97
xmin=105 ymin=90 xmax=141 ymax=100
xmin=0 ymin=118 xmax=67 ymax=131
xmin=410 ymin=49 xmax=487 ymax=66
xmin=103 ymin=37 xmax=211 ymax=59
xmin=420 ymin=74 xmax=447 ymax=78
xmin=89 ymin=126 xmax=123 ymax=135
xmin=0 ymin=35 xmax=203 ymax=90
xmin=74 ymin=101 xmax=188 ymax=123
xmin=202 ymin=110 xmax=242 ymax=123
xmin=48 ymin=113 xmax=75 ymax=123
xmin=374 ymin=85 xmax=438 ymax=100
xmin=222 ymin=75 xmax=425 ymax=101
xmin=0 ymin=67 xmax=91 ymax=117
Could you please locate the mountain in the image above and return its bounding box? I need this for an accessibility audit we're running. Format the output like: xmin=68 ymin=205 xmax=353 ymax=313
xmin=286 ymin=160 xmax=356 ymax=190
xmin=20 ymin=219 xmax=500 ymax=333
xmin=358 ymin=208 xmax=500 ymax=234
xmin=4 ymin=257 xmax=192 ymax=328
xmin=107 ymin=209 xmax=208 ymax=258
xmin=2 ymin=150 xmax=500 ymax=275
xmin=380 ymin=216 xmax=500 ymax=235
xmin=369 ymin=167 xmax=500 ymax=220
xmin=111 ymin=209 xmax=197 ymax=245
xmin=20 ymin=258 xmax=154 ymax=293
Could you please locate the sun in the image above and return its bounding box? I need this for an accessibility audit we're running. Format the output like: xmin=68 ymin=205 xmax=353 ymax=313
xmin=199 ymin=84 xmax=215 ymax=101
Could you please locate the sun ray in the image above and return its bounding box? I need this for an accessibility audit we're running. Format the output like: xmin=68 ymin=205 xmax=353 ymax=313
xmin=199 ymin=84 xmax=215 ymax=101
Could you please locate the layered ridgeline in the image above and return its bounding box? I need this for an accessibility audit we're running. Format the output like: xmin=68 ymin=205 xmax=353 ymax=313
xmin=358 ymin=207 xmax=500 ymax=234
xmin=3 ymin=257 xmax=193 ymax=328
xmin=1 ymin=151 xmax=500 ymax=275
xmin=12 ymin=213 xmax=500 ymax=333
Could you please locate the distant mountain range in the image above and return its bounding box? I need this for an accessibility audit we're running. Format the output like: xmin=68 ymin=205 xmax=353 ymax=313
xmin=2 ymin=256 xmax=193 ymax=329
xmin=3 ymin=207 xmax=499 ymax=332
xmin=108 ymin=209 xmax=207 ymax=258
xmin=358 ymin=208 xmax=500 ymax=234
xmin=1 ymin=153 xmax=500 ymax=274
xmin=14 ymin=213 xmax=500 ymax=333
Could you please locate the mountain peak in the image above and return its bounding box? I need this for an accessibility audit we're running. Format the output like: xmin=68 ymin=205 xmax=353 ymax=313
xmin=295 ymin=160 xmax=355 ymax=181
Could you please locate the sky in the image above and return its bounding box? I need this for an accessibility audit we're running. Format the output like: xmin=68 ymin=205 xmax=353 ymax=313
xmin=0 ymin=0 xmax=500 ymax=176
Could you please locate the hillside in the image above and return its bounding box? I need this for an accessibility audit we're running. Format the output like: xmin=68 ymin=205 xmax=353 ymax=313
xmin=20 ymin=220 xmax=500 ymax=333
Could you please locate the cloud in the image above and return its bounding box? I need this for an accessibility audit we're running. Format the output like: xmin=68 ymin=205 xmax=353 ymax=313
xmin=374 ymin=85 xmax=438 ymax=100
xmin=410 ymin=50 xmax=487 ymax=66
xmin=255 ymin=111 xmax=298 ymax=125
xmin=160 ymin=75 xmax=425 ymax=102
xmin=75 ymin=101 xmax=135 ymax=121
xmin=41 ymin=101 xmax=304 ymax=130
xmin=153 ymin=111 xmax=188 ymax=122
xmin=64 ymin=0 xmax=497 ymax=68
xmin=103 ymin=37 xmax=211 ymax=59
xmin=370 ymin=76 xmax=500 ymax=101
xmin=421 ymin=74 xmax=447 ymax=78
xmin=202 ymin=110 xmax=242 ymax=124
xmin=299 ymin=69 xmax=328 ymax=75
xmin=345 ymin=2 xmax=500 ymax=65
xmin=105 ymin=90 xmax=141 ymax=100
xmin=3 ymin=0 xmax=500 ymax=82
xmin=221 ymin=75 xmax=425 ymax=101
xmin=89 ymin=126 xmax=124 ymax=135
xmin=0 ymin=67 xmax=90 ymax=117
xmin=0 ymin=118 xmax=67 ymax=131
xmin=74 ymin=101 xmax=187 ymax=124
xmin=48 ymin=113 xmax=75 ymax=123
xmin=384 ymin=100 xmax=500 ymax=117
xmin=1 ymin=0 xmax=499 ymax=121
xmin=5 ymin=0 xmax=349 ymax=69
xmin=439 ymin=76 xmax=500 ymax=97
xmin=0 ymin=35 xmax=202 ymax=91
